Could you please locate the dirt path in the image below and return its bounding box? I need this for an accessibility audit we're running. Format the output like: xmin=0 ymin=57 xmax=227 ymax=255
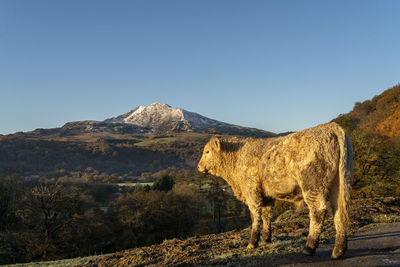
xmin=278 ymin=223 xmax=400 ymax=267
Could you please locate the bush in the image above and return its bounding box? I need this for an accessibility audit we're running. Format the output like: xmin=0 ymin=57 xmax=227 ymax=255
xmin=152 ymin=175 xmax=175 ymax=191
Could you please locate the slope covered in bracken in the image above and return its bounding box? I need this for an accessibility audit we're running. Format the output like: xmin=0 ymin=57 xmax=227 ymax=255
xmin=333 ymin=83 xmax=400 ymax=198
xmin=335 ymin=84 xmax=400 ymax=138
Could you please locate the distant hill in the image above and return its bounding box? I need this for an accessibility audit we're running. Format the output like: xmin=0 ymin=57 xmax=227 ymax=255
xmin=26 ymin=102 xmax=275 ymax=138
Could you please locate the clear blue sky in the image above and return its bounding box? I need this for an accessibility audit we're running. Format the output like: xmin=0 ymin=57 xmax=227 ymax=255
xmin=1 ymin=0 xmax=399 ymax=134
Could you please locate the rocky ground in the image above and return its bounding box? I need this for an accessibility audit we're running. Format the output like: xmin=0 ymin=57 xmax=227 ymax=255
xmin=80 ymin=197 xmax=400 ymax=266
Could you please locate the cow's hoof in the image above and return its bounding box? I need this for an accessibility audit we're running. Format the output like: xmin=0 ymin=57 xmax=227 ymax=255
xmin=331 ymin=245 xmax=346 ymax=260
xmin=303 ymin=246 xmax=315 ymax=256
xmin=331 ymin=250 xmax=345 ymax=260
xmin=331 ymin=254 xmax=344 ymax=260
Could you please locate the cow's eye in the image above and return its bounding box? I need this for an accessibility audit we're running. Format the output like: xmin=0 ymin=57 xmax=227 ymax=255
xmin=205 ymin=150 xmax=210 ymax=154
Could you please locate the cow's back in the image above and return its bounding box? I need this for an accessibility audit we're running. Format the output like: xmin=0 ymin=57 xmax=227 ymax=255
xmin=235 ymin=123 xmax=343 ymax=201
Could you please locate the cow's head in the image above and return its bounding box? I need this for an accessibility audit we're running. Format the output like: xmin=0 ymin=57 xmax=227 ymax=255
xmin=197 ymin=136 xmax=221 ymax=176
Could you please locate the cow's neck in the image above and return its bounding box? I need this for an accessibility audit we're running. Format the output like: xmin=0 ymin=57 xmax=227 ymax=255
xmin=216 ymin=150 xmax=235 ymax=175
xmin=216 ymin=150 xmax=239 ymax=184
xmin=215 ymin=150 xmax=245 ymax=201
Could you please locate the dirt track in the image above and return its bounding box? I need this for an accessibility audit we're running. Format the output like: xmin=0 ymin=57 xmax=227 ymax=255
xmin=278 ymin=223 xmax=400 ymax=267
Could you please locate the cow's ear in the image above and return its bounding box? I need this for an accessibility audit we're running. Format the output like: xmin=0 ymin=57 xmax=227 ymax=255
xmin=212 ymin=136 xmax=221 ymax=151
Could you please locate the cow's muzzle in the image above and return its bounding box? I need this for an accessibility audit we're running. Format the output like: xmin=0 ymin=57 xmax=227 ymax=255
xmin=197 ymin=164 xmax=208 ymax=173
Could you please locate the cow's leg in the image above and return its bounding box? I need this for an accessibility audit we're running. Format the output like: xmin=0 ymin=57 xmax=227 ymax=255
xmin=260 ymin=204 xmax=274 ymax=244
xmin=303 ymin=194 xmax=327 ymax=256
xmin=247 ymin=204 xmax=262 ymax=249
xmin=330 ymin=183 xmax=347 ymax=259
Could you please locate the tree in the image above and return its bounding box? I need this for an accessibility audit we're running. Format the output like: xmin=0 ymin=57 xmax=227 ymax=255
xmin=208 ymin=177 xmax=226 ymax=232
xmin=19 ymin=182 xmax=95 ymax=259
xmin=0 ymin=172 xmax=24 ymax=264
xmin=0 ymin=173 xmax=22 ymax=231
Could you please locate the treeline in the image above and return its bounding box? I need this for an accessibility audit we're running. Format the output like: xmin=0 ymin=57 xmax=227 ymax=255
xmin=0 ymin=172 xmax=248 ymax=264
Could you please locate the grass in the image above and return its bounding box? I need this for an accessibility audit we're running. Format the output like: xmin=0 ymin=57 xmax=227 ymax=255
xmin=205 ymin=234 xmax=306 ymax=266
xmin=373 ymin=214 xmax=400 ymax=224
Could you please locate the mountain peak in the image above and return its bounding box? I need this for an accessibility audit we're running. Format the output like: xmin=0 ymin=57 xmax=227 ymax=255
xmin=150 ymin=101 xmax=171 ymax=108
xmin=121 ymin=102 xmax=185 ymax=129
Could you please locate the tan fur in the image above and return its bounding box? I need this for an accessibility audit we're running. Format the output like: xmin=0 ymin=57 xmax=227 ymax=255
xmin=198 ymin=122 xmax=353 ymax=259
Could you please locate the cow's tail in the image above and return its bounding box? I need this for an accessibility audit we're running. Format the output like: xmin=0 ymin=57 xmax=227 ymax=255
xmin=337 ymin=126 xmax=353 ymax=234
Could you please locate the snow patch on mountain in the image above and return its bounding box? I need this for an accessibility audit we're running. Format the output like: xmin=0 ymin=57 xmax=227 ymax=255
xmin=106 ymin=101 xmax=244 ymax=131
xmin=123 ymin=102 xmax=187 ymax=128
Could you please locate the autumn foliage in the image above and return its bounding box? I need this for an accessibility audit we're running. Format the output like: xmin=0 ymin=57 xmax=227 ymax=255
xmin=334 ymin=83 xmax=400 ymax=197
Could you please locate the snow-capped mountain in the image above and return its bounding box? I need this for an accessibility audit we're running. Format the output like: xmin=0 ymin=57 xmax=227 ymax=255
xmin=30 ymin=102 xmax=275 ymax=137
xmin=105 ymin=102 xmax=194 ymax=130
xmin=103 ymin=102 xmax=274 ymax=136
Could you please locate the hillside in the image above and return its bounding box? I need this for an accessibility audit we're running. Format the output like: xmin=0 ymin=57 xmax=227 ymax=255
xmin=16 ymin=197 xmax=398 ymax=266
xmin=334 ymin=83 xmax=400 ymax=138
xmin=81 ymin=198 xmax=400 ymax=266
xmin=333 ymin=83 xmax=400 ymax=198
xmin=0 ymin=133 xmax=208 ymax=177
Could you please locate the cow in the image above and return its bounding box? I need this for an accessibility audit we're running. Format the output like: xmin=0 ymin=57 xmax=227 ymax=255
xmin=197 ymin=122 xmax=353 ymax=259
